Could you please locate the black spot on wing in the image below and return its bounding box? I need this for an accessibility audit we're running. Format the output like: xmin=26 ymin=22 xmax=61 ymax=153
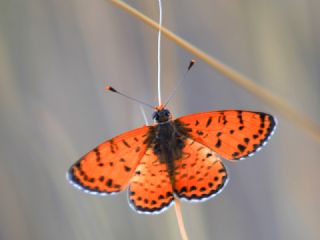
xmin=237 ymin=144 xmax=246 ymax=152
xmin=215 ymin=139 xmax=221 ymax=148
xmin=93 ymin=148 xmax=101 ymax=162
xmin=122 ymin=140 xmax=131 ymax=148
xmin=206 ymin=117 xmax=213 ymax=127
xmin=196 ymin=130 xmax=204 ymax=136
xmin=106 ymin=179 xmax=113 ymax=187
xmin=237 ymin=111 xmax=244 ymax=124
xmin=124 ymin=166 xmax=131 ymax=172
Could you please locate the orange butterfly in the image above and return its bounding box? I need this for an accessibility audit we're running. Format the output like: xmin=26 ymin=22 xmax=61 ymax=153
xmin=67 ymin=93 xmax=276 ymax=214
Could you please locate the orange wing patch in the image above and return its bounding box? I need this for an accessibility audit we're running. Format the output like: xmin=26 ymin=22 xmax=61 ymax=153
xmin=176 ymin=110 xmax=276 ymax=160
xmin=174 ymin=138 xmax=228 ymax=202
xmin=68 ymin=126 xmax=150 ymax=195
xmin=128 ymin=149 xmax=174 ymax=214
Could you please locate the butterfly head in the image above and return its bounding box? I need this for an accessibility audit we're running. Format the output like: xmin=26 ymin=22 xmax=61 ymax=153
xmin=153 ymin=106 xmax=172 ymax=123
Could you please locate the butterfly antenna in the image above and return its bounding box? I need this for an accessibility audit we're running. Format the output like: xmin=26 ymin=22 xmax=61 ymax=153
xmin=164 ymin=60 xmax=196 ymax=107
xmin=106 ymin=86 xmax=154 ymax=109
xmin=139 ymin=105 xmax=149 ymax=125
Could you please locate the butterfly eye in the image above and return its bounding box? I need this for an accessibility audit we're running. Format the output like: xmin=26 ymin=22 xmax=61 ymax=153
xmin=152 ymin=112 xmax=159 ymax=120
xmin=164 ymin=110 xmax=170 ymax=117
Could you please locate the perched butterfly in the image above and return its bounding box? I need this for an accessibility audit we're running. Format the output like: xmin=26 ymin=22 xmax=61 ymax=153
xmin=67 ymin=88 xmax=276 ymax=214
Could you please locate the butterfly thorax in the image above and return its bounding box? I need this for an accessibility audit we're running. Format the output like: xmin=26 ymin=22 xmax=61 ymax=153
xmin=146 ymin=108 xmax=191 ymax=184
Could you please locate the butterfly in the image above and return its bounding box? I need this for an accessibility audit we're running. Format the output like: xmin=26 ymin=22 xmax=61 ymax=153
xmin=67 ymin=99 xmax=276 ymax=214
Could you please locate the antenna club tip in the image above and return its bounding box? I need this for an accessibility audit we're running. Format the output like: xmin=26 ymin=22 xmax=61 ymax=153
xmin=187 ymin=59 xmax=196 ymax=71
xmin=106 ymin=85 xmax=117 ymax=92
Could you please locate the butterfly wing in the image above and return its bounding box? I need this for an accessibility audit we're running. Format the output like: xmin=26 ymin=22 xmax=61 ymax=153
xmin=128 ymin=148 xmax=174 ymax=214
xmin=68 ymin=125 xmax=150 ymax=195
xmin=175 ymin=110 xmax=276 ymax=160
xmin=173 ymin=138 xmax=228 ymax=202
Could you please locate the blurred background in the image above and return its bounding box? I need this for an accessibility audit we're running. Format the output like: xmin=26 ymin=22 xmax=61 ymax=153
xmin=1 ymin=0 xmax=319 ymax=239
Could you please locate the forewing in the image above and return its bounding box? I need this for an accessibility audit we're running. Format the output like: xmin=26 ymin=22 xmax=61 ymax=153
xmin=175 ymin=110 xmax=276 ymax=160
xmin=128 ymin=149 xmax=174 ymax=214
xmin=174 ymin=138 xmax=228 ymax=202
xmin=68 ymin=126 xmax=150 ymax=195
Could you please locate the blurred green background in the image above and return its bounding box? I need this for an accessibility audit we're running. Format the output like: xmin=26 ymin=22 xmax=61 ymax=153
xmin=1 ymin=0 xmax=319 ymax=239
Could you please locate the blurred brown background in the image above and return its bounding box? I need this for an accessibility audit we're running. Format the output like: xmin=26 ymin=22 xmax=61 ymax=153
xmin=0 ymin=0 xmax=319 ymax=239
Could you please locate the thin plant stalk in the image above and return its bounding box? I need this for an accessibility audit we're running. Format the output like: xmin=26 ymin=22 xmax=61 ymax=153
xmin=157 ymin=0 xmax=163 ymax=105
xmin=139 ymin=1 xmax=188 ymax=239
xmin=174 ymin=199 xmax=189 ymax=240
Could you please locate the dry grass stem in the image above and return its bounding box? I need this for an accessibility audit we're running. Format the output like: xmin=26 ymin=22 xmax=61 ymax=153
xmin=174 ymin=200 xmax=189 ymax=240
xmin=109 ymin=0 xmax=320 ymax=143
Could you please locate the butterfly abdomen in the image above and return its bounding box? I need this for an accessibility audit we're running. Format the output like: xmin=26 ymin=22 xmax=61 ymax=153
xmin=149 ymin=122 xmax=189 ymax=182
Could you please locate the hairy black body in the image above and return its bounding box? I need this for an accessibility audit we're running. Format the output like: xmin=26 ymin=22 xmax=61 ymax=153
xmin=144 ymin=108 xmax=191 ymax=183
